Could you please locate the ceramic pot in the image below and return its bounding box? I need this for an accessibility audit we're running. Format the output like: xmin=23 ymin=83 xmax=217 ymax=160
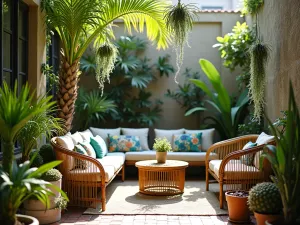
xmin=225 ymin=191 xmax=250 ymax=223
xmin=156 ymin=151 xmax=167 ymax=163
xmin=255 ymin=212 xmax=282 ymax=225
xmin=24 ymin=208 xmax=61 ymax=225
xmin=16 ymin=214 xmax=39 ymax=225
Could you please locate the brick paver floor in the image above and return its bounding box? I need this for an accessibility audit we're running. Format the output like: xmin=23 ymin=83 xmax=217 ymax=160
xmin=50 ymin=207 xmax=256 ymax=225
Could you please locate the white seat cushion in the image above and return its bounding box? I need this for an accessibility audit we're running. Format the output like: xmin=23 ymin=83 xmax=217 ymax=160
xmin=209 ymin=160 xmax=242 ymax=172
xmin=122 ymin=128 xmax=150 ymax=150
xmin=69 ymin=165 xmax=115 ymax=182
xmin=125 ymin=151 xmax=218 ymax=162
xmin=97 ymin=153 xmax=125 ymax=172
xmin=184 ymin=128 xmax=215 ymax=151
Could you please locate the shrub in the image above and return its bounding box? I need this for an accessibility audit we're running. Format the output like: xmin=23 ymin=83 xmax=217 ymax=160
xmin=29 ymin=150 xmax=43 ymax=168
xmin=55 ymin=196 xmax=68 ymax=210
xmin=39 ymin=144 xmax=56 ymax=164
xmin=41 ymin=168 xmax=62 ymax=182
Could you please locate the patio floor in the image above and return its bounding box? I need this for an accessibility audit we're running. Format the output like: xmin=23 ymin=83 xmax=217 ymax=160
xmin=51 ymin=207 xmax=257 ymax=225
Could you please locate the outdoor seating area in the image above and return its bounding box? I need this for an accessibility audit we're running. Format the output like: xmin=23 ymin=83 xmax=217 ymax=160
xmin=1 ymin=0 xmax=300 ymax=225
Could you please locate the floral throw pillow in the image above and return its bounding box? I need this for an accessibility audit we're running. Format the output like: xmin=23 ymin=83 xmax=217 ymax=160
xmin=173 ymin=133 xmax=202 ymax=152
xmin=240 ymin=141 xmax=258 ymax=166
xmin=108 ymin=135 xmax=141 ymax=152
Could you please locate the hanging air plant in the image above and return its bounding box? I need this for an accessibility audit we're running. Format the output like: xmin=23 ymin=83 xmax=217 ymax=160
xmin=165 ymin=0 xmax=197 ymax=83
xmin=248 ymin=41 xmax=270 ymax=121
xmin=95 ymin=43 xmax=118 ymax=93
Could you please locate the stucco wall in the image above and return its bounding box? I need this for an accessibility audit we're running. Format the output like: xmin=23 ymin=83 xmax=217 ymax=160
xmin=255 ymin=0 xmax=300 ymax=121
xmin=80 ymin=12 xmax=244 ymax=130
xmin=171 ymin=0 xmax=240 ymax=10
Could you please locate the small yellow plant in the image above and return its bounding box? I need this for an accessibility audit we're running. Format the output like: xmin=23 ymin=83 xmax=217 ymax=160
xmin=153 ymin=138 xmax=172 ymax=152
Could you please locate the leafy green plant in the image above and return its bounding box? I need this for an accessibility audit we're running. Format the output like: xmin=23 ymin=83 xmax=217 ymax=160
xmin=0 ymin=159 xmax=68 ymax=225
xmin=39 ymin=144 xmax=56 ymax=164
xmin=238 ymin=115 xmax=264 ymax=136
xmin=29 ymin=150 xmax=44 ymax=168
xmin=248 ymin=41 xmax=270 ymax=121
xmin=262 ymin=83 xmax=300 ymax=224
xmin=213 ymin=22 xmax=255 ymax=89
xmin=41 ymin=168 xmax=62 ymax=182
xmin=54 ymin=195 xmax=68 ymax=210
xmin=155 ymin=54 xmax=175 ymax=77
xmin=0 ymin=81 xmax=55 ymax=174
xmin=74 ymin=89 xmax=117 ymax=130
xmin=153 ymin=138 xmax=172 ymax=152
xmin=185 ymin=59 xmax=249 ymax=140
xmin=166 ymin=68 xmax=205 ymax=112
xmin=241 ymin=0 xmax=264 ymax=15
xmin=271 ymin=111 xmax=287 ymax=135
xmin=165 ymin=1 xmax=197 ymax=82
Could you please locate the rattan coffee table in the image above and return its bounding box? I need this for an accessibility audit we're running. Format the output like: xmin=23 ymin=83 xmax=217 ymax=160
xmin=135 ymin=160 xmax=189 ymax=196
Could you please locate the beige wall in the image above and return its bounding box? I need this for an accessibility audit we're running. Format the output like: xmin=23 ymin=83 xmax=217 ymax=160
xmin=24 ymin=0 xmax=47 ymax=97
xmin=80 ymin=12 xmax=244 ymax=130
xmin=171 ymin=0 xmax=241 ymax=10
xmin=253 ymin=0 xmax=300 ymax=122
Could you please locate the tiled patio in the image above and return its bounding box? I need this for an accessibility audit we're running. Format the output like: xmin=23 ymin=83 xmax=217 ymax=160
xmin=52 ymin=207 xmax=256 ymax=225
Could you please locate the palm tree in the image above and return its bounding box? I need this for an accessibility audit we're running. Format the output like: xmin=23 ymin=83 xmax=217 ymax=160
xmin=41 ymin=0 xmax=173 ymax=132
xmin=0 ymin=82 xmax=55 ymax=174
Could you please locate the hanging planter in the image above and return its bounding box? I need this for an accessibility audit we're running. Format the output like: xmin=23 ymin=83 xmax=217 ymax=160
xmin=95 ymin=43 xmax=118 ymax=93
xmin=165 ymin=0 xmax=197 ymax=83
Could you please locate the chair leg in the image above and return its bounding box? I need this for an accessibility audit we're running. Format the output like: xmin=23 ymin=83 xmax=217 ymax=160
xmin=206 ymin=169 xmax=209 ymax=191
xmin=122 ymin=164 xmax=125 ymax=182
xmin=101 ymin=185 xmax=106 ymax=211
xmin=219 ymin=182 xmax=224 ymax=209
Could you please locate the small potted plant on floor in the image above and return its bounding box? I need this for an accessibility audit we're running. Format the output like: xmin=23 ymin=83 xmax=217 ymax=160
xmin=225 ymin=190 xmax=250 ymax=223
xmin=153 ymin=138 xmax=172 ymax=163
xmin=248 ymin=182 xmax=282 ymax=225
xmin=24 ymin=168 xmax=67 ymax=224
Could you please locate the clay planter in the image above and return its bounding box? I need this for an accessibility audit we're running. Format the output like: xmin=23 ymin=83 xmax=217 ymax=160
xmin=156 ymin=151 xmax=167 ymax=163
xmin=225 ymin=191 xmax=250 ymax=223
xmin=16 ymin=214 xmax=39 ymax=225
xmin=24 ymin=179 xmax=62 ymax=225
xmin=254 ymin=212 xmax=282 ymax=225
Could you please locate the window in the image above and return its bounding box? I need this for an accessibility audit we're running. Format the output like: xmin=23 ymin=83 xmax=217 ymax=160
xmin=201 ymin=6 xmax=224 ymax=10
xmin=1 ymin=0 xmax=28 ymax=90
xmin=0 ymin=0 xmax=29 ymax=154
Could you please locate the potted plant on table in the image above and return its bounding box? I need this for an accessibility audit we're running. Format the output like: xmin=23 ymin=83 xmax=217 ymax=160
xmin=248 ymin=182 xmax=282 ymax=225
xmin=0 ymin=159 xmax=67 ymax=225
xmin=262 ymin=83 xmax=300 ymax=225
xmin=24 ymin=169 xmax=67 ymax=224
xmin=153 ymin=138 xmax=172 ymax=163
xmin=225 ymin=190 xmax=250 ymax=223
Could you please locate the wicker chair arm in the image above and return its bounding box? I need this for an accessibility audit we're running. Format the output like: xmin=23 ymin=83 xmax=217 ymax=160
xmin=51 ymin=137 xmax=106 ymax=186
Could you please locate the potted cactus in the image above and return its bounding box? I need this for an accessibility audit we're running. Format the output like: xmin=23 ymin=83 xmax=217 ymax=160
xmin=225 ymin=190 xmax=250 ymax=223
xmin=24 ymin=169 xmax=67 ymax=224
xmin=248 ymin=182 xmax=283 ymax=225
xmin=153 ymin=138 xmax=172 ymax=163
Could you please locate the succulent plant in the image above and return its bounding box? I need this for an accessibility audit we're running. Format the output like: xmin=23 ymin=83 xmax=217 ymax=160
xmin=41 ymin=168 xmax=62 ymax=182
xmin=29 ymin=150 xmax=44 ymax=168
xmin=248 ymin=182 xmax=282 ymax=214
xmin=39 ymin=144 xmax=56 ymax=163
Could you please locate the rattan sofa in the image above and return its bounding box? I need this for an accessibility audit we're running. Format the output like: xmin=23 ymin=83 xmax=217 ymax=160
xmin=205 ymin=134 xmax=275 ymax=209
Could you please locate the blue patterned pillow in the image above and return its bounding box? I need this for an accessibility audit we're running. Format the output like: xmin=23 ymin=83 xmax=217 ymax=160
xmin=108 ymin=135 xmax=141 ymax=152
xmin=240 ymin=142 xmax=257 ymax=166
xmin=173 ymin=133 xmax=202 ymax=152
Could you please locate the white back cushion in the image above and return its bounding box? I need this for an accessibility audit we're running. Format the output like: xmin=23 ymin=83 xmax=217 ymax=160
xmin=184 ymin=128 xmax=215 ymax=151
xmin=154 ymin=128 xmax=184 ymax=145
xmin=122 ymin=128 xmax=149 ymax=150
xmin=78 ymin=129 xmax=93 ymax=141
xmin=56 ymin=135 xmax=74 ymax=150
xmin=256 ymin=132 xmax=275 ymax=145
xmin=89 ymin=127 xmax=121 ymax=146
xmin=69 ymin=132 xmax=84 ymax=145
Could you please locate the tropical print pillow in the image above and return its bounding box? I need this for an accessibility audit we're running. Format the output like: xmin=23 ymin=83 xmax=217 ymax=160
xmin=240 ymin=141 xmax=257 ymax=166
xmin=173 ymin=133 xmax=202 ymax=152
xmin=108 ymin=135 xmax=141 ymax=152
xmin=74 ymin=145 xmax=89 ymax=169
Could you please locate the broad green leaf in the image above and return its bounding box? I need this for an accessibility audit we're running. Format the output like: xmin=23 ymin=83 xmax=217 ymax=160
xmin=29 ymin=160 xmax=62 ymax=178
xmin=190 ymin=79 xmax=214 ymax=100
xmin=185 ymin=107 xmax=206 ymax=116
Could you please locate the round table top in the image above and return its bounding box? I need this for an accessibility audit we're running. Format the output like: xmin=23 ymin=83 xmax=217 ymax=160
xmin=135 ymin=160 xmax=189 ymax=169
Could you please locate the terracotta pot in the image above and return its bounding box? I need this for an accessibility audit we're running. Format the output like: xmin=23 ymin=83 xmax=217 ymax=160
xmin=156 ymin=151 xmax=167 ymax=163
xmin=225 ymin=191 xmax=250 ymax=223
xmin=255 ymin=212 xmax=282 ymax=225
xmin=16 ymin=214 xmax=39 ymax=225
xmin=24 ymin=208 xmax=61 ymax=225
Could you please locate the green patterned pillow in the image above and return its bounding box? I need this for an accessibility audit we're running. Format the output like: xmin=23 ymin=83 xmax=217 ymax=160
xmin=90 ymin=136 xmax=103 ymax=158
xmin=108 ymin=135 xmax=141 ymax=152
xmin=74 ymin=145 xmax=88 ymax=169
xmin=173 ymin=133 xmax=202 ymax=152
xmin=79 ymin=141 xmax=96 ymax=158
xmin=240 ymin=142 xmax=257 ymax=166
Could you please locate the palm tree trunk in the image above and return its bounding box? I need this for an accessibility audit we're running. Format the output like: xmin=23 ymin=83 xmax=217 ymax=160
xmin=57 ymin=58 xmax=80 ymax=132
xmin=2 ymin=140 xmax=14 ymax=175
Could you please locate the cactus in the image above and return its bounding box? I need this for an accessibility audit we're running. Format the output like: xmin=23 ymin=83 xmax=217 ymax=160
xmin=39 ymin=144 xmax=56 ymax=163
xmin=29 ymin=150 xmax=44 ymax=168
xmin=248 ymin=182 xmax=282 ymax=214
xmin=41 ymin=168 xmax=62 ymax=182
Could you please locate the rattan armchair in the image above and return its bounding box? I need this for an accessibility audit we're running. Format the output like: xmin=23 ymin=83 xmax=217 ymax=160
xmin=205 ymin=135 xmax=274 ymax=209
xmin=51 ymin=137 xmax=125 ymax=211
